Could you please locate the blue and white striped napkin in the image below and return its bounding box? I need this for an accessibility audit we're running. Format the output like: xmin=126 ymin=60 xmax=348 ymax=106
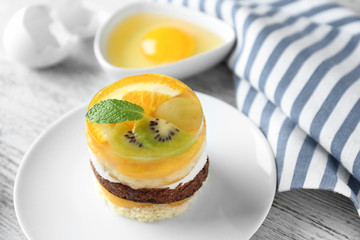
xmin=156 ymin=0 xmax=360 ymax=214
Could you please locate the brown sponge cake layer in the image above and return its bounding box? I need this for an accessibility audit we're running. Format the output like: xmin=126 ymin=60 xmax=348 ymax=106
xmin=91 ymin=157 xmax=209 ymax=204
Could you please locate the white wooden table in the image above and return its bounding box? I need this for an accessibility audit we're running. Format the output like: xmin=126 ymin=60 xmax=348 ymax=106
xmin=1 ymin=0 xmax=360 ymax=239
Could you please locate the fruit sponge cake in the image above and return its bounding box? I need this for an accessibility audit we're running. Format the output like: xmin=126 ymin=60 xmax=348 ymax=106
xmin=85 ymin=74 xmax=208 ymax=221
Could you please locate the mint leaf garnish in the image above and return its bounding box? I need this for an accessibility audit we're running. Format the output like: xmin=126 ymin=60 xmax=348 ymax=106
xmin=86 ymin=99 xmax=144 ymax=124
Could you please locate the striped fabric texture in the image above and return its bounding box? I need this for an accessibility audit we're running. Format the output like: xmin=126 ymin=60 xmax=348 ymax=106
xmin=155 ymin=0 xmax=360 ymax=214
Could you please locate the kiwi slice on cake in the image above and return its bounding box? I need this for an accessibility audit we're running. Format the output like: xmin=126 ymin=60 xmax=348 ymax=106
xmin=133 ymin=116 xmax=195 ymax=154
xmin=108 ymin=117 xmax=195 ymax=158
xmin=108 ymin=124 xmax=150 ymax=158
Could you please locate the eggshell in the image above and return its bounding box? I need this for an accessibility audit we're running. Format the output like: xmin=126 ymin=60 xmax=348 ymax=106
xmin=52 ymin=0 xmax=99 ymax=39
xmin=3 ymin=4 xmax=74 ymax=68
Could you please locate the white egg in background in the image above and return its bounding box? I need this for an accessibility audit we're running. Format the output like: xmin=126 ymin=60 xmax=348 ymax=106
xmin=3 ymin=4 xmax=75 ymax=68
xmin=51 ymin=0 xmax=99 ymax=39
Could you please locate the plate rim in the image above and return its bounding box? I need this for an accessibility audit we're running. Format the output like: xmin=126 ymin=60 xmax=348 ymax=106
xmin=14 ymin=91 xmax=276 ymax=240
xmin=14 ymin=103 xmax=87 ymax=240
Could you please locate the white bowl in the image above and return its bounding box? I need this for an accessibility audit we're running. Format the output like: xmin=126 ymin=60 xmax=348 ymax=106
xmin=94 ymin=2 xmax=235 ymax=80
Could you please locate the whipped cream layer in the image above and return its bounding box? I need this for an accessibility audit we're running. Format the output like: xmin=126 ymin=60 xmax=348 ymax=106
xmin=89 ymin=145 xmax=207 ymax=190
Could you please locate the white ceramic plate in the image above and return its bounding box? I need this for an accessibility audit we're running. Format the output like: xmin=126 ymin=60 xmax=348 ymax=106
xmin=94 ymin=2 xmax=235 ymax=80
xmin=14 ymin=92 xmax=276 ymax=240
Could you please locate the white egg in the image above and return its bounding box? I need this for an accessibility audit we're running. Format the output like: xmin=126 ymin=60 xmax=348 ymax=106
xmin=3 ymin=4 xmax=75 ymax=68
xmin=52 ymin=0 xmax=99 ymax=39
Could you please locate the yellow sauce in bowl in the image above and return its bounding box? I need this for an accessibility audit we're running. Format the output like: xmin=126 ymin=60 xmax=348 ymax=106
xmin=106 ymin=13 xmax=223 ymax=68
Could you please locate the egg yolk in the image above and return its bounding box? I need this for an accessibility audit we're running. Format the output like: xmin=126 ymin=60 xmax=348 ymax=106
xmin=140 ymin=27 xmax=194 ymax=64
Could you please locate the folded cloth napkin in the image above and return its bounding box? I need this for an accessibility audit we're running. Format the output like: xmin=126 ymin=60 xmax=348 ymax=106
xmin=156 ymin=0 xmax=360 ymax=214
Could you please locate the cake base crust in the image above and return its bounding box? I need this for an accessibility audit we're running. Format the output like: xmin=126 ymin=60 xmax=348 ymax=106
xmin=96 ymin=180 xmax=196 ymax=222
